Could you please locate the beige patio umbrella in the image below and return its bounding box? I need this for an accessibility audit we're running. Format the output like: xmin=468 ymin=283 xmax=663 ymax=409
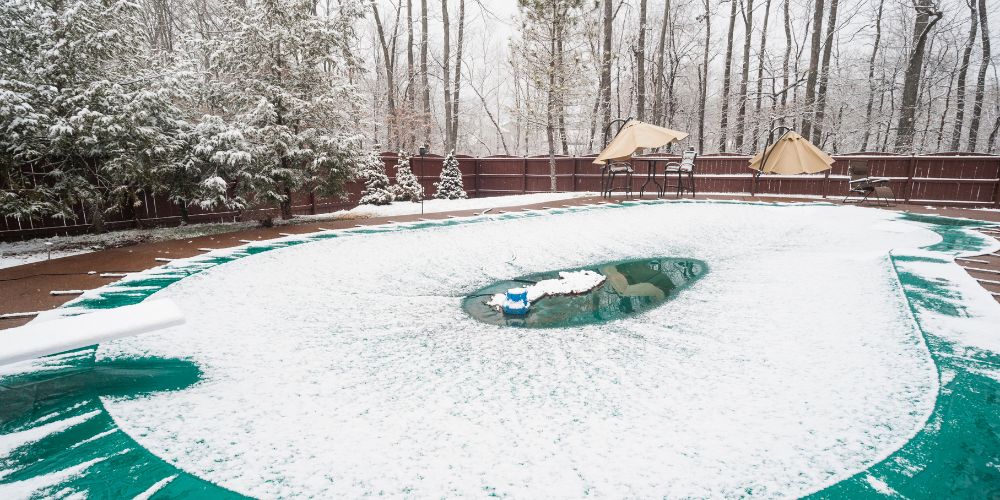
xmin=593 ymin=120 xmax=689 ymax=164
xmin=748 ymin=130 xmax=834 ymax=174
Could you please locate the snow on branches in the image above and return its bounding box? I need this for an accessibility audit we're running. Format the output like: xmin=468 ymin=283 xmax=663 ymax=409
xmin=392 ymin=151 xmax=424 ymax=202
xmin=358 ymin=149 xmax=394 ymax=205
xmin=434 ymin=151 xmax=468 ymax=200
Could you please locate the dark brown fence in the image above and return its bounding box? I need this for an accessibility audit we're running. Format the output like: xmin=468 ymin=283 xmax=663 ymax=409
xmin=3 ymin=152 xmax=998 ymax=240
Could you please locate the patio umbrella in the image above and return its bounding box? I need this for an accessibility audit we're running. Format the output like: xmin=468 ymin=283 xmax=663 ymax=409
xmin=593 ymin=120 xmax=688 ymax=164
xmin=748 ymin=130 xmax=834 ymax=174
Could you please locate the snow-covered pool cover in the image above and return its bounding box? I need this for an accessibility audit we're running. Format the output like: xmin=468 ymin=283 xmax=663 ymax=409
xmin=1 ymin=201 xmax=998 ymax=498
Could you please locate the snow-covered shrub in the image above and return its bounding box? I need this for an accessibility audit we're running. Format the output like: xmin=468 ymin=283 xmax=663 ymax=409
xmin=434 ymin=151 xmax=468 ymax=200
xmin=392 ymin=151 xmax=424 ymax=202
xmin=358 ymin=149 xmax=394 ymax=205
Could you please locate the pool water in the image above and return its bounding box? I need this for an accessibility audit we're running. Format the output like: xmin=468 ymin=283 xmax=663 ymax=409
xmin=462 ymin=258 xmax=707 ymax=328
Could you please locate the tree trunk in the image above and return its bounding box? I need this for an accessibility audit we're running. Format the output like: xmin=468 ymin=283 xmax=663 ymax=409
xmin=988 ymin=107 xmax=1000 ymax=153
xmin=779 ymin=0 xmax=791 ymax=121
xmin=547 ymin=4 xmax=558 ymax=192
xmin=421 ymin=0 xmax=430 ymax=143
xmin=859 ymin=0 xmax=884 ymax=151
xmin=967 ymin=0 xmax=990 ymax=152
xmin=734 ymin=0 xmax=755 ymax=152
xmin=751 ymin=0 xmax=772 ymax=147
xmin=812 ymin=0 xmax=839 ymax=144
xmin=718 ymin=0 xmax=738 ymax=151
xmin=599 ymin=0 xmax=613 ymax=144
xmin=893 ymin=0 xmax=942 ymax=152
xmin=280 ymin=187 xmax=293 ymax=220
xmin=800 ymin=0 xmax=825 ymax=141
xmin=652 ymin=0 xmax=670 ymax=125
xmin=406 ymin=0 xmax=415 ymax=149
xmin=441 ymin=0 xmax=452 ymax=151
xmin=557 ymin=32 xmax=569 ymax=155
xmin=179 ymin=201 xmax=190 ymax=224
xmin=371 ymin=1 xmax=397 ymax=149
xmin=636 ymin=0 xmax=647 ymax=121
xmin=90 ymin=201 xmax=105 ymax=234
xmin=949 ymin=0 xmax=978 ymax=151
xmin=697 ymin=0 xmax=710 ymax=151
xmin=936 ymin=70 xmax=956 ymax=150
xmin=449 ymin=0 xmax=465 ymax=151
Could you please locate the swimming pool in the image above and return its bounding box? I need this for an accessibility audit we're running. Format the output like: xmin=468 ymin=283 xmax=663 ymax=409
xmin=1 ymin=200 xmax=998 ymax=498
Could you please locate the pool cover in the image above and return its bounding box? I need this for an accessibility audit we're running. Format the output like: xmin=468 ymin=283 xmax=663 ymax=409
xmin=1 ymin=201 xmax=998 ymax=498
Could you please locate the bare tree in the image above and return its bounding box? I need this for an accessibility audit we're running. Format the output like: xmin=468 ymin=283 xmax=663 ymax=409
xmin=800 ymin=0 xmax=825 ymax=141
xmin=859 ymin=0 xmax=885 ymax=151
xmin=966 ymin=0 xmax=990 ymax=151
xmin=718 ymin=0 xmax=739 ymax=151
xmin=812 ymin=0 xmax=839 ymax=146
xmin=949 ymin=0 xmax=978 ymax=151
xmin=599 ymin=0 xmax=613 ymax=144
xmin=635 ymin=0 xmax=647 ymax=121
xmin=421 ymin=0 xmax=431 ymax=142
xmin=697 ymin=0 xmax=710 ymax=151
xmin=449 ymin=0 xmax=465 ymax=151
xmin=894 ymin=0 xmax=942 ymax=152
xmin=750 ymin=0 xmax=772 ymax=147
xmin=734 ymin=0 xmax=755 ymax=152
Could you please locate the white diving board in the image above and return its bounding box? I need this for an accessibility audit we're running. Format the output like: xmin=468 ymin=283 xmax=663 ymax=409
xmin=0 ymin=300 xmax=185 ymax=367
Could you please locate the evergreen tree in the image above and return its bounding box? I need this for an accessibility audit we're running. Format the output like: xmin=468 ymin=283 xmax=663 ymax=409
xmin=199 ymin=0 xmax=364 ymax=219
xmin=392 ymin=151 xmax=424 ymax=202
xmin=434 ymin=151 xmax=468 ymax=199
xmin=358 ymin=149 xmax=394 ymax=205
xmin=0 ymin=0 xmax=185 ymax=230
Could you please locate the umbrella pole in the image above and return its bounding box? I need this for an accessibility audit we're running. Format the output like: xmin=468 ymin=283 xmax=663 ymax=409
xmin=752 ymin=126 xmax=793 ymax=197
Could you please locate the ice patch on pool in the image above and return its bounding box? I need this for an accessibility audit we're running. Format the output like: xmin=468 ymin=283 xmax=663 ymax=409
xmin=98 ymin=203 xmax=943 ymax=498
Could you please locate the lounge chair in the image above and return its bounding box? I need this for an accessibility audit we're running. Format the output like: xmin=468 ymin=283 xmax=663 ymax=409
xmin=663 ymin=148 xmax=697 ymax=198
xmin=843 ymin=160 xmax=894 ymax=206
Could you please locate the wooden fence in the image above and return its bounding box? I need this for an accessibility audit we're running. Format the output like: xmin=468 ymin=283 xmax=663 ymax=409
xmin=3 ymin=152 xmax=998 ymax=240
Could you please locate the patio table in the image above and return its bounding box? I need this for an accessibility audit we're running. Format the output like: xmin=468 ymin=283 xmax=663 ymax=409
xmin=634 ymin=157 xmax=691 ymax=198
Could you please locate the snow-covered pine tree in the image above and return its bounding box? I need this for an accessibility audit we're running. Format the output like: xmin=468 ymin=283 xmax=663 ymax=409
xmin=392 ymin=151 xmax=424 ymax=202
xmin=434 ymin=151 xmax=468 ymax=199
xmin=0 ymin=0 xmax=186 ymax=231
xmin=358 ymin=149 xmax=394 ymax=205
xmin=199 ymin=0 xmax=364 ymax=219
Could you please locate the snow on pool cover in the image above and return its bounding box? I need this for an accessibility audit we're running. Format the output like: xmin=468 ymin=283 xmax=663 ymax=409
xmin=1 ymin=201 xmax=998 ymax=498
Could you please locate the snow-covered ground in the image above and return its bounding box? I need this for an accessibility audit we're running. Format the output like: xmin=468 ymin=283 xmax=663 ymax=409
xmin=0 ymin=222 xmax=256 ymax=270
xmin=92 ymin=202 xmax=953 ymax=498
xmin=0 ymin=193 xmax=591 ymax=270
xmin=298 ymin=191 xmax=593 ymax=221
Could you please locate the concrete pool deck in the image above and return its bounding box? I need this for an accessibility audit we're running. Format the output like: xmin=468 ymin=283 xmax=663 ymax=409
xmin=2 ymin=194 xmax=999 ymax=330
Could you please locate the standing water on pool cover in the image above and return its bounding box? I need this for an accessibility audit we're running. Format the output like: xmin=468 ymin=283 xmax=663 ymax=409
xmin=463 ymin=258 xmax=706 ymax=327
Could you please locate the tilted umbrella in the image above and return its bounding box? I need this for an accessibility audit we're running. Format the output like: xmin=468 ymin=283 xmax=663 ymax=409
xmin=748 ymin=130 xmax=834 ymax=174
xmin=593 ymin=120 xmax=689 ymax=164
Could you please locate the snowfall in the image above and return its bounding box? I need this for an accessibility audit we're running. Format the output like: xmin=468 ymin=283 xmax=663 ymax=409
xmin=5 ymin=199 xmax=1000 ymax=498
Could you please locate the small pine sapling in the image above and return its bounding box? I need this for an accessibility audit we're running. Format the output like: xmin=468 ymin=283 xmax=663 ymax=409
xmin=392 ymin=151 xmax=424 ymax=202
xmin=434 ymin=151 xmax=468 ymax=200
xmin=358 ymin=148 xmax=394 ymax=205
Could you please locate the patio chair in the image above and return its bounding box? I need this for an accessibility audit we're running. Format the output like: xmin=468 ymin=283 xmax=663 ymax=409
xmin=602 ymin=161 xmax=634 ymax=198
xmin=663 ymin=148 xmax=697 ymax=198
xmin=843 ymin=160 xmax=894 ymax=206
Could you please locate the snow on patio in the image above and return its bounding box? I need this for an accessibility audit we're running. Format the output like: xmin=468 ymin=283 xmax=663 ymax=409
xmin=89 ymin=202 xmax=950 ymax=498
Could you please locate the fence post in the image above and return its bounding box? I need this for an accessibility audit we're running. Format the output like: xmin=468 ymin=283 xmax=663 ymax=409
xmin=572 ymin=156 xmax=580 ymax=192
xmin=474 ymin=158 xmax=480 ymax=198
xmin=993 ymin=156 xmax=1000 ymax=207
xmin=904 ymin=155 xmax=916 ymax=203
xmin=523 ymin=157 xmax=528 ymax=194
